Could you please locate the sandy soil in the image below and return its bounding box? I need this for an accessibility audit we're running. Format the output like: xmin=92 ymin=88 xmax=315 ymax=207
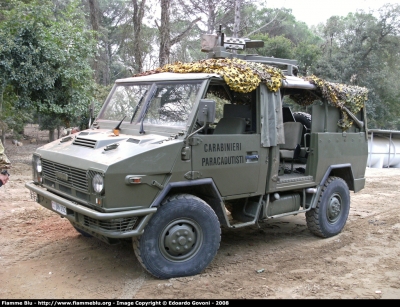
xmin=1 ymin=126 xmax=400 ymax=299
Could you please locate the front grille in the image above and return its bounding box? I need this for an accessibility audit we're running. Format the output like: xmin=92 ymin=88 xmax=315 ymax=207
xmin=59 ymin=184 xmax=72 ymax=194
xmin=42 ymin=159 xmax=88 ymax=191
xmin=83 ymin=216 xmax=139 ymax=233
xmin=73 ymin=137 xmax=97 ymax=148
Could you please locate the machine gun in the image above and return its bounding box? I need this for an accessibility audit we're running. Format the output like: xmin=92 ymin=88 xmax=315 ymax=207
xmin=201 ymin=25 xmax=298 ymax=76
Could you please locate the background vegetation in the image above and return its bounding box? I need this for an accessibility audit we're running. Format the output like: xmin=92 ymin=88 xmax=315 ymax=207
xmin=1 ymin=0 xmax=400 ymax=142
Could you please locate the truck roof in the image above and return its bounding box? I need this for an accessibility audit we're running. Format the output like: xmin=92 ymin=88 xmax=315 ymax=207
xmin=116 ymin=72 xmax=222 ymax=83
xmin=282 ymin=76 xmax=317 ymax=90
xmin=118 ymin=71 xmax=317 ymax=91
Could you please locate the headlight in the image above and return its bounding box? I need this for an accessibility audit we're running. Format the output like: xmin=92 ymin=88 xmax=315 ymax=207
xmin=32 ymin=155 xmax=42 ymax=183
xmin=36 ymin=158 xmax=42 ymax=173
xmin=92 ymin=174 xmax=104 ymax=193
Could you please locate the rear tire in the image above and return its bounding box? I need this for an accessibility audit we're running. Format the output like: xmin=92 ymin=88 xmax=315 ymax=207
xmin=133 ymin=194 xmax=221 ymax=279
xmin=306 ymin=177 xmax=350 ymax=238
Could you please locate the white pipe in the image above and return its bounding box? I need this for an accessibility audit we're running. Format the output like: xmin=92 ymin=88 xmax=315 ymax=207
xmin=368 ymin=132 xmax=400 ymax=168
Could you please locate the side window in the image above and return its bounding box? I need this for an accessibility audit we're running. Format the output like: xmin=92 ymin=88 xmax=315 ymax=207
xmin=204 ymin=83 xmax=256 ymax=134
xmin=205 ymin=84 xmax=232 ymax=126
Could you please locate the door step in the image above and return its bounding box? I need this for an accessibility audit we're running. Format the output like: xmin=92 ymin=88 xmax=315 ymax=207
xmin=278 ymin=175 xmax=313 ymax=184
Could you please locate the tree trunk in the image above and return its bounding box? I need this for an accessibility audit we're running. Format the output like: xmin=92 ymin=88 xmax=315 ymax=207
xmin=207 ymin=0 xmax=216 ymax=34
xmin=106 ymin=41 xmax=112 ymax=85
xmin=49 ymin=129 xmax=55 ymax=143
xmin=132 ymin=0 xmax=146 ymax=73
xmin=88 ymin=0 xmax=99 ymax=33
xmin=158 ymin=0 xmax=171 ymax=67
xmin=57 ymin=126 xmax=62 ymax=139
xmin=233 ymin=0 xmax=241 ymax=38
xmin=157 ymin=0 xmax=200 ymax=67
xmin=88 ymin=0 xmax=100 ymax=82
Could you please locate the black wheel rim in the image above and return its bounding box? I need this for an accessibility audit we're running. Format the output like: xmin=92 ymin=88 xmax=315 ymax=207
xmin=159 ymin=218 xmax=203 ymax=262
xmin=326 ymin=193 xmax=342 ymax=224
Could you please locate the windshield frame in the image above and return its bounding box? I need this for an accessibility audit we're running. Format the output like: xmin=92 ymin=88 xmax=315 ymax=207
xmin=96 ymin=78 xmax=208 ymax=134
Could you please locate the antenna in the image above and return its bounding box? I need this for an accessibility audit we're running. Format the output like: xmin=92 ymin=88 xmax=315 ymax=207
xmin=113 ymin=115 xmax=126 ymax=136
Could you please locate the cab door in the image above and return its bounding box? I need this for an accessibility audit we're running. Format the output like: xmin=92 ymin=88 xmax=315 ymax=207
xmin=191 ymin=133 xmax=262 ymax=196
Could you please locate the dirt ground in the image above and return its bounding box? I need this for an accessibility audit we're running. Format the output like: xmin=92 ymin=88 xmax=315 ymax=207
xmin=1 ymin=126 xmax=400 ymax=299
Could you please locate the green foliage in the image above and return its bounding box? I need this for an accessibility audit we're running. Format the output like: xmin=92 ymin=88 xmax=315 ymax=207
xmin=243 ymin=6 xmax=323 ymax=77
xmin=294 ymin=43 xmax=322 ymax=76
xmin=0 ymin=84 xmax=33 ymax=139
xmin=0 ymin=0 xmax=96 ymax=133
xmin=37 ymin=114 xmax=63 ymax=133
xmin=2 ymin=0 xmax=400 ymax=134
xmin=249 ymin=33 xmax=295 ymax=59
xmin=313 ymin=4 xmax=400 ymax=129
xmin=243 ymin=6 xmax=320 ymax=44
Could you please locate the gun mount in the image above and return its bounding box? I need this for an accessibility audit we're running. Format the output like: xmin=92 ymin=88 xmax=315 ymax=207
xmin=201 ymin=26 xmax=298 ymax=76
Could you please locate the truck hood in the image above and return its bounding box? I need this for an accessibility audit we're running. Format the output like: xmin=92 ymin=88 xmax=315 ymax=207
xmin=35 ymin=129 xmax=183 ymax=173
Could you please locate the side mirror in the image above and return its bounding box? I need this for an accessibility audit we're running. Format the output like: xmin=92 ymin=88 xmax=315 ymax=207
xmin=185 ymin=99 xmax=216 ymax=141
xmin=197 ymin=99 xmax=216 ymax=125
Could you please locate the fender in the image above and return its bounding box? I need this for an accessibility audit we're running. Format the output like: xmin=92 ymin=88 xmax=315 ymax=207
xmin=310 ymin=163 xmax=355 ymax=209
xmin=150 ymin=178 xmax=230 ymax=226
xmin=320 ymin=163 xmax=354 ymax=190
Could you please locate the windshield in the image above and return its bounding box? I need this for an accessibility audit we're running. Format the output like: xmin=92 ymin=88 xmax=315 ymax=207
xmin=98 ymin=81 xmax=203 ymax=129
xmin=99 ymin=84 xmax=150 ymax=121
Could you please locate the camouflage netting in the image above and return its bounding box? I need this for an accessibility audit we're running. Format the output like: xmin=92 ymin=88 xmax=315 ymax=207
xmin=134 ymin=59 xmax=368 ymax=130
xmin=290 ymin=75 xmax=368 ymax=130
xmin=134 ymin=58 xmax=285 ymax=93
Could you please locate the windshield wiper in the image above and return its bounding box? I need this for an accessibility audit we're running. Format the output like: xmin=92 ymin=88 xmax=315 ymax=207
xmin=139 ymin=85 xmax=157 ymax=134
xmin=130 ymin=89 xmax=148 ymax=124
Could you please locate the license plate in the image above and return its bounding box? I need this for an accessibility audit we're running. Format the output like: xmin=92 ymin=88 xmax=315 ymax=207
xmin=51 ymin=201 xmax=67 ymax=215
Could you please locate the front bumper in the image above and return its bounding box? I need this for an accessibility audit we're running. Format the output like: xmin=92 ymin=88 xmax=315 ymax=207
xmin=25 ymin=181 xmax=157 ymax=239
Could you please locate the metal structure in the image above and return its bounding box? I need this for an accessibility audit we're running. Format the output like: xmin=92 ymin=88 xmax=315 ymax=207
xmin=368 ymin=129 xmax=400 ymax=168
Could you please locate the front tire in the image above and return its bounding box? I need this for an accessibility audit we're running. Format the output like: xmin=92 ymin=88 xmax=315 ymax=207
xmin=133 ymin=194 xmax=221 ymax=279
xmin=306 ymin=177 xmax=350 ymax=238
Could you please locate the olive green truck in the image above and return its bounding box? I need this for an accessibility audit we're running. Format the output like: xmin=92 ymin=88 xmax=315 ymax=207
xmin=26 ymin=33 xmax=369 ymax=279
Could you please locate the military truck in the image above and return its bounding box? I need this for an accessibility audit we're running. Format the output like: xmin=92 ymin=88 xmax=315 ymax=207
xmin=26 ymin=31 xmax=369 ymax=279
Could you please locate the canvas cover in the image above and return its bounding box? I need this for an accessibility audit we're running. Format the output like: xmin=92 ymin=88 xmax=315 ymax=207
xmin=260 ymin=84 xmax=284 ymax=147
